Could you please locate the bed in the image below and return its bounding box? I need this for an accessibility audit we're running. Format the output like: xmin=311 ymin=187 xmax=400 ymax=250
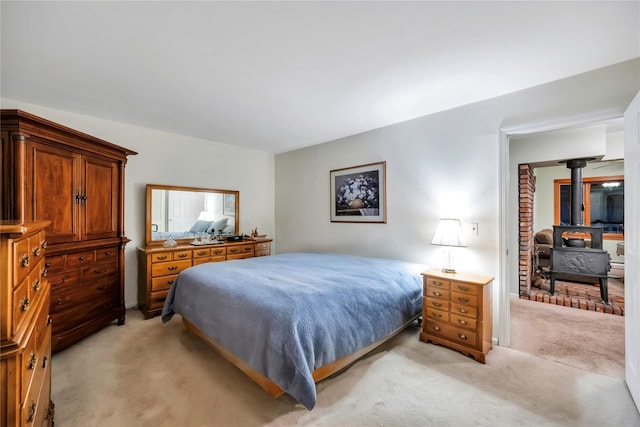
xmin=161 ymin=252 xmax=424 ymax=409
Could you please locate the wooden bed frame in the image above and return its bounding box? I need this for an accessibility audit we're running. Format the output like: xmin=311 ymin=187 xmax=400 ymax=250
xmin=183 ymin=315 xmax=420 ymax=399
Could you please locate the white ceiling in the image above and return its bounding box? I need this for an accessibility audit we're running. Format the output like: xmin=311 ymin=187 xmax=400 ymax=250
xmin=1 ymin=1 xmax=638 ymax=153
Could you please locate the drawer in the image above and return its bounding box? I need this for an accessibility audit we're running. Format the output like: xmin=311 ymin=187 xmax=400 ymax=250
xmin=210 ymin=247 xmax=227 ymax=257
xmin=450 ymin=281 xmax=478 ymax=295
xmin=173 ymin=250 xmax=193 ymax=261
xmin=425 ymin=277 xmax=450 ymax=290
xmin=151 ymin=274 xmax=178 ymax=292
xmin=28 ymin=262 xmax=46 ymax=301
xmin=149 ymin=290 xmax=169 ymax=310
xmin=13 ymin=278 xmax=30 ymax=331
xmin=151 ymin=260 xmax=192 ymax=277
xmin=425 ymin=297 xmax=449 ymax=311
xmin=66 ymin=250 xmax=95 ymax=267
xmin=22 ymin=328 xmax=51 ymax=426
xmin=15 ymin=237 xmax=33 ymax=285
xmin=227 ymin=244 xmax=254 ymax=259
xmin=51 ymin=278 xmax=116 ymax=314
xmin=22 ymin=305 xmax=51 ymax=403
xmin=44 ymin=254 xmax=65 ymax=273
xmin=422 ymin=302 xmax=449 ymax=322
xmin=51 ymin=293 xmax=117 ymax=334
xmin=151 ymin=252 xmax=173 ymax=263
xmin=96 ymin=246 xmax=118 ymax=262
xmin=30 ymin=231 xmax=46 ymax=264
xmin=82 ymin=261 xmax=117 ymax=281
xmin=255 ymin=242 xmax=270 ymax=253
xmin=425 ymin=320 xmax=478 ymax=348
xmin=425 ymin=285 xmax=450 ymax=300
xmin=193 ymin=256 xmax=225 ymax=265
xmin=193 ymin=248 xmax=211 ymax=258
xmin=451 ymin=312 xmax=477 ymax=330
xmin=450 ymin=291 xmax=478 ymax=307
xmin=450 ymin=302 xmax=478 ymax=319
xmin=48 ymin=269 xmax=80 ymax=292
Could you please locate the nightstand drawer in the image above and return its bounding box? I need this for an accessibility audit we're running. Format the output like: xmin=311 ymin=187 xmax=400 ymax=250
xmin=425 ymin=297 xmax=449 ymax=311
xmin=450 ymin=291 xmax=478 ymax=307
xmin=451 ymin=313 xmax=477 ymax=330
xmin=450 ymin=281 xmax=478 ymax=295
xmin=425 ymin=286 xmax=450 ymax=300
xmin=425 ymin=320 xmax=478 ymax=348
xmin=423 ymin=303 xmax=449 ymax=322
xmin=451 ymin=302 xmax=478 ymax=319
xmin=426 ymin=277 xmax=449 ymax=290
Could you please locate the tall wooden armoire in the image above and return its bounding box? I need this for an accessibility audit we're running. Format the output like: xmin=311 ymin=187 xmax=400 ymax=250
xmin=1 ymin=110 xmax=137 ymax=352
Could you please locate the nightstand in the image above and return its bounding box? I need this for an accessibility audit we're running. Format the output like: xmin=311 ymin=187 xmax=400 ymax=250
xmin=419 ymin=269 xmax=494 ymax=363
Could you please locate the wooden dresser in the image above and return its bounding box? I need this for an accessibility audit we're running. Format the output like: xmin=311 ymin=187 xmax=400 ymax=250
xmin=1 ymin=221 xmax=54 ymax=426
xmin=1 ymin=110 xmax=137 ymax=352
xmin=137 ymin=239 xmax=272 ymax=318
xmin=420 ymin=269 xmax=494 ymax=363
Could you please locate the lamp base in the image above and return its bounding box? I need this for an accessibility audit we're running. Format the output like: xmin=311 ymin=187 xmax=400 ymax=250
xmin=441 ymin=267 xmax=457 ymax=274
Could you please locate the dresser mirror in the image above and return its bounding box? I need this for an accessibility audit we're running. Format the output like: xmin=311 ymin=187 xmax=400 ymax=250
xmin=145 ymin=184 xmax=239 ymax=246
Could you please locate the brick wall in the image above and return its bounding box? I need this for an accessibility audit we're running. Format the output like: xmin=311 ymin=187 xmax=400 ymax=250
xmin=519 ymin=164 xmax=535 ymax=297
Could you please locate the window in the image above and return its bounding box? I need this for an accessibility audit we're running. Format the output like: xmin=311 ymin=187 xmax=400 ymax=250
xmin=554 ymin=175 xmax=624 ymax=240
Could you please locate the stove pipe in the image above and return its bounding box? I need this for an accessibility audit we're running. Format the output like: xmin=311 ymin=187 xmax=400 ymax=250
xmin=563 ymin=158 xmax=592 ymax=226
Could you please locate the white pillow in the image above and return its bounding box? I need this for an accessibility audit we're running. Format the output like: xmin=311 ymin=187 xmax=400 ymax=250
xmin=206 ymin=218 xmax=229 ymax=234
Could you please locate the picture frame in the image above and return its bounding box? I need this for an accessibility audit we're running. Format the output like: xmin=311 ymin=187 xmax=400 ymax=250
xmin=223 ymin=193 xmax=236 ymax=216
xmin=330 ymin=161 xmax=386 ymax=223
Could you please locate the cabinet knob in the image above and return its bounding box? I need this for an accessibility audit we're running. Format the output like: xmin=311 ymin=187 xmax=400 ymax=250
xmin=433 ymin=292 xmax=441 ymax=297
xmin=458 ymin=308 xmax=468 ymax=314
xmin=458 ymin=319 xmax=467 ymax=325
xmin=433 ymin=325 xmax=441 ymax=331
xmin=20 ymin=298 xmax=30 ymax=312
xmin=21 ymin=255 xmax=30 ymax=267
xmin=458 ymin=334 xmax=468 ymax=340
xmin=79 ymin=256 xmax=85 ymax=261
xmin=33 ymin=246 xmax=41 ymax=257
xmin=32 ymin=279 xmax=41 ymax=292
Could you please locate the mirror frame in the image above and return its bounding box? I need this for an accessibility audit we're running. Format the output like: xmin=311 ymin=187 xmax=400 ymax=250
xmin=145 ymin=184 xmax=240 ymax=246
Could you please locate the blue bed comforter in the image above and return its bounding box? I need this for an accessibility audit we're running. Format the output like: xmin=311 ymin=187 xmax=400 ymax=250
xmin=161 ymin=252 xmax=424 ymax=409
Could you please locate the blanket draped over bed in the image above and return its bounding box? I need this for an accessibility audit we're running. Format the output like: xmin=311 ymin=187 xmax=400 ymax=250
xmin=161 ymin=252 xmax=424 ymax=409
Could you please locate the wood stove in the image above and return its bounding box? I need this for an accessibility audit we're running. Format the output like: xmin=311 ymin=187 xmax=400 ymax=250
xmin=550 ymin=158 xmax=611 ymax=302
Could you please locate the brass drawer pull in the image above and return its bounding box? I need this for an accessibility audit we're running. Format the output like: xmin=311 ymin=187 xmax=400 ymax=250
xmin=214 ymin=249 xmax=223 ymax=254
xmin=457 ymin=297 xmax=470 ymax=304
xmin=168 ymin=266 xmax=178 ymax=271
xmin=33 ymin=246 xmax=41 ymax=257
xmin=47 ymin=316 xmax=53 ymax=326
xmin=41 ymin=240 xmax=48 ymax=249
xmin=432 ymin=302 xmax=442 ymax=307
xmin=45 ymin=262 xmax=52 ymax=267
xmin=458 ymin=334 xmax=468 ymax=340
xmin=197 ymin=251 xmax=207 ymax=256
xmin=93 ymin=268 xmax=108 ymax=274
xmin=230 ymin=248 xmax=238 ymax=253
xmin=432 ymin=312 xmax=442 ymax=318
xmin=105 ymin=251 xmax=112 ymax=256
xmin=458 ymin=285 xmax=470 ymax=292
xmin=154 ymin=297 xmax=167 ymax=303
xmin=168 ymin=280 xmax=175 ymax=285
xmin=79 ymin=256 xmax=85 ymax=261
xmin=458 ymin=308 xmax=468 ymax=314
xmin=433 ymin=280 xmax=442 ymax=286
xmin=42 ymin=356 xmax=48 ymax=369
xmin=42 ymin=268 xmax=48 ymax=277
xmin=433 ymin=291 xmax=441 ymax=297
xmin=32 ymin=279 xmax=41 ymax=291
xmin=20 ymin=298 xmax=30 ymax=312
xmin=458 ymin=319 xmax=468 ymax=325
xmin=157 ymin=255 xmax=168 ymax=260
xmin=28 ymin=354 xmax=38 ymax=370
xmin=433 ymin=325 xmax=441 ymax=331
xmin=178 ymin=254 xmax=188 ymax=258
xmin=21 ymin=255 xmax=30 ymax=267
xmin=56 ymin=298 xmax=63 ymax=305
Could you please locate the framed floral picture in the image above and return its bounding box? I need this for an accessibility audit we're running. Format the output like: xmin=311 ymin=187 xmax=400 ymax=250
xmin=330 ymin=161 xmax=386 ymax=223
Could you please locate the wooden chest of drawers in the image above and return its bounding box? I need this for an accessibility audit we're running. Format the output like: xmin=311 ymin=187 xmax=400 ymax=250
xmin=1 ymin=221 xmax=54 ymax=427
xmin=419 ymin=269 xmax=494 ymax=363
xmin=137 ymin=239 xmax=272 ymax=319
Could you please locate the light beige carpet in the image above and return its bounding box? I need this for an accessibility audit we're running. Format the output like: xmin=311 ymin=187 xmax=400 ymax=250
xmin=51 ymin=309 xmax=639 ymax=426
xmin=509 ymin=295 xmax=625 ymax=379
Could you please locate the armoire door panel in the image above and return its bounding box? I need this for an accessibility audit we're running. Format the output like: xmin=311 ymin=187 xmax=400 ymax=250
xmin=29 ymin=141 xmax=80 ymax=244
xmin=82 ymin=157 xmax=118 ymax=239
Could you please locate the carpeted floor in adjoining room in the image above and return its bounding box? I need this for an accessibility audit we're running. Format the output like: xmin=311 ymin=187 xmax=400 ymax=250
xmin=50 ymin=309 xmax=639 ymax=427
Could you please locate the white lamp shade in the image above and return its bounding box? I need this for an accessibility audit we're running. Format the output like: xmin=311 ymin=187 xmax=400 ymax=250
xmin=431 ymin=218 xmax=466 ymax=247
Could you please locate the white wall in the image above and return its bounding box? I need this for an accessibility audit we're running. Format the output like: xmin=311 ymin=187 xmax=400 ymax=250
xmin=276 ymin=58 xmax=640 ymax=342
xmin=0 ymin=98 xmax=275 ymax=308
